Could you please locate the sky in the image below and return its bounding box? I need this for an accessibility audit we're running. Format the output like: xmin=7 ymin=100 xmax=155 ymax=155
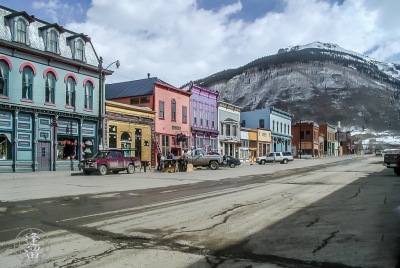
xmin=2 ymin=0 xmax=400 ymax=87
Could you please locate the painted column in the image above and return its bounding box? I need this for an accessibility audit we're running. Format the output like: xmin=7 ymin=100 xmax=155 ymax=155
xmin=53 ymin=114 xmax=59 ymax=171
xmin=13 ymin=109 xmax=19 ymax=172
xmin=79 ymin=118 xmax=83 ymax=164
xmin=33 ymin=112 xmax=38 ymax=171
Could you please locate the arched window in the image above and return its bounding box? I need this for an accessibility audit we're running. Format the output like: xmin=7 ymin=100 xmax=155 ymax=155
xmin=49 ymin=30 xmax=58 ymax=53
xmin=171 ymin=99 xmax=176 ymax=121
xmin=22 ymin=66 xmax=33 ymax=100
xmin=16 ymin=19 xmax=27 ymax=43
xmin=76 ymin=39 xmax=84 ymax=61
xmin=121 ymin=132 xmax=131 ymax=141
xmin=66 ymin=77 xmax=75 ymax=107
xmin=45 ymin=72 xmax=55 ymax=103
xmin=0 ymin=61 xmax=9 ymax=96
xmin=84 ymin=81 xmax=93 ymax=110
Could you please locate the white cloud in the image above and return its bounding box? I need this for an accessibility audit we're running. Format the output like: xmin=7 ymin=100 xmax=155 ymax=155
xmin=32 ymin=0 xmax=80 ymax=23
xmin=64 ymin=0 xmax=400 ymax=86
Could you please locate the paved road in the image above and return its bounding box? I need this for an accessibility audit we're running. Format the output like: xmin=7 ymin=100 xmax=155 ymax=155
xmin=0 ymin=156 xmax=399 ymax=268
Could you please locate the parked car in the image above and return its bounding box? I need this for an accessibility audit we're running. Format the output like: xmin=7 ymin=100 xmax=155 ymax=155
xmin=256 ymin=152 xmax=294 ymax=164
xmin=222 ymin=155 xmax=241 ymax=168
xmin=80 ymin=149 xmax=140 ymax=175
xmin=375 ymin=150 xmax=382 ymax=156
xmin=188 ymin=149 xmax=223 ymax=170
xmin=383 ymin=149 xmax=400 ymax=175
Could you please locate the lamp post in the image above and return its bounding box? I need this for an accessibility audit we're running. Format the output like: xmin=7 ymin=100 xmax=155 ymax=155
xmin=98 ymin=57 xmax=120 ymax=151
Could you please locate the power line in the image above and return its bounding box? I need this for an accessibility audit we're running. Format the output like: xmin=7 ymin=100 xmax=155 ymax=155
xmin=102 ymin=59 xmax=148 ymax=78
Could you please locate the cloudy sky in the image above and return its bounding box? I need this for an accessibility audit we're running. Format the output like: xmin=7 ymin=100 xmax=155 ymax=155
xmin=2 ymin=0 xmax=400 ymax=86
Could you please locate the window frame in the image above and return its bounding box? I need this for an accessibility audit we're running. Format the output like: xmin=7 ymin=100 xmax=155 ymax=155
xmin=259 ymin=119 xmax=264 ymax=129
xmin=140 ymin=96 xmax=150 ymax=103
xmin=130 ymin=98 xmax=139 ymax=105
xmin=206 ymin=110 xmax=209 ymax=127
xmin=45 ymin=71 xmax=56 ymax=103
xmin=159 ymin=101 xmax=165 ymax=119
xmin=0 ymin=60 xmax=9 ymax=96
xmin=49 ymin=29 xmax=58 ymax=53
xmin=66 ymin=77 xmax=76 ymax=107
xmin=193 ymin=107 xmax=197 ymax=125
xmin=182 ymin=106 xmax=187 ymax=123
xmin=22 ymin=66 xmax=33 ymax=100
xmin=171 ymin=99 xmax=176 ymax=121
xmin=16 ymin=18 xmax=27 ymax=44
xmin=76 ymin=39 xmax=84 ymax=61
xmin=84 ymin=81 xmax=94 ymax=110
xmin=211 ymin=112 xmax=215 ymax=128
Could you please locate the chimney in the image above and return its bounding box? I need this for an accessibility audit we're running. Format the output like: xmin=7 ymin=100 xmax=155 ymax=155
xmin=147 ymin=73 xmax=150 ymax=78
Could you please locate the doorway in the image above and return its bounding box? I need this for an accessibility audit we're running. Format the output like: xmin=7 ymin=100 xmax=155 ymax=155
xmin=37 ymin=142 xmax=51 ymax=171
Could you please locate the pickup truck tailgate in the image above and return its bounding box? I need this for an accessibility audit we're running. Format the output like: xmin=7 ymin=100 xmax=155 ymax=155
xmin=384 ymin=153 xmax=400 ymax=167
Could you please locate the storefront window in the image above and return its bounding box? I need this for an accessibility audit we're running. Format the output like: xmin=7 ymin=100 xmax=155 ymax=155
xmin=82 ymin=138 xmax=94 ymax=159
xmin=135 ymin=128 xmax=141 ymax=158
xmin=0 ymin=133 xmax=12 ymax=160
xmin=57 ymin=137 xmax=78 ymax=160
xmin=162 ymin=135 xmax=169 ymax=156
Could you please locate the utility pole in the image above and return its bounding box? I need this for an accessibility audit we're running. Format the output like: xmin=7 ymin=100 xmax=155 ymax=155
xmin=98 ymin=56 xmax=103 ymax=151
xmin=299 ymin=119 xmax=302 ymax=159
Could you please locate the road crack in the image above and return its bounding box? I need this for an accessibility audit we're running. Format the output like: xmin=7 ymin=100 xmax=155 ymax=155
xmin=281 ymin=192 xmax=292 ymax=202
xmin=312 ymin=230 xmax=339 ymax=253
xmin=307 ymin=217 xmax=319 ymax=227
xmin=349 ymin=187 xmax=362 ymax=199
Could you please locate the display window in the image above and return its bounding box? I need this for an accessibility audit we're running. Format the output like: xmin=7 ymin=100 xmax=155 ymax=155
xmin=0 ymin=132 xmax=12 ymax=160
xmin=57 ymin=136 xmax=78 ymax=160
xmin=82 ymin=138 xmax=94 ymax=159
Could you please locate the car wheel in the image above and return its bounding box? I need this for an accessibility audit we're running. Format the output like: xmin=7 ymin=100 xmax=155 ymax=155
xmin=127 ymin=164 xmax=135 ymax=174
xmin=83 ymin=170 xmax=91 ymax=175
xmin=99 ymin=165 xmax=107 ymax=176
xmin=229 ymin=163 xmax=235 ymax=168
xmin=283 ymin=159 xmax=288 ymax=164
xmin=112 ymin=170 xmax=119 ymax=174
xmin=261 ymin=160 xmax=266 ymax=165
xmin=394 ymin=168 xmax=400 ymax=176
xmin=209 ymin=161 xmax=219 ymax=170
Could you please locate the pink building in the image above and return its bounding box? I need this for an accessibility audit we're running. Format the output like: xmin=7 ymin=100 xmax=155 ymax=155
xmin=106 ymin=77 xmax=191 ymax=165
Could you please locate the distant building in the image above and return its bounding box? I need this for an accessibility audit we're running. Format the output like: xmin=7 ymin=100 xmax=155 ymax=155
xmin=105 ymin=101 xmax=156 ymax=165
xmin=291 ymin=121 xmax=319 ymax=158
xmin=240 ymin=107 xmax=293 ymax=153
xmin=0 ymin=5 xmax=107 ymax=172
xmin=218 ymin=101 xmax=241 ymax=157
xmin=319 ymin=124 xmax=336 ymax=156
xmin=105 ymin=77 xmax=191 ymax=166
xmin=188 ymin=84 xmax=218 ymax=153
xmin=257 ymin=128 xmax=272 ymax=157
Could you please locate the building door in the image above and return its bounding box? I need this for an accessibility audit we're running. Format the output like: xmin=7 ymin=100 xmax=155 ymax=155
xmin=37 ymin=142 xmax=51 ymax=171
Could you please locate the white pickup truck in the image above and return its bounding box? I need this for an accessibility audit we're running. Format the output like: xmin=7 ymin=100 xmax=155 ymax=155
xmin=256 ymin=152 xmax=294 ymax=164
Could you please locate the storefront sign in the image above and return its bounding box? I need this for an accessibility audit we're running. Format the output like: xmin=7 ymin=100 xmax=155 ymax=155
xmin=172 ymin=126 xmax=181 ymax=130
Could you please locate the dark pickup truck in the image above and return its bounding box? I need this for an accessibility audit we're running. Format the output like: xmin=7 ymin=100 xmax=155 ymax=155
xmin=383 ymin=150 xmax=400 ymax=176
xmin=80 ymin=149 xmax=141 ymax=175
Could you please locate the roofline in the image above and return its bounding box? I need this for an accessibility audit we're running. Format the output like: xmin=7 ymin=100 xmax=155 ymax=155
xmin=106 ymin=100 xmax=156 ymax=114
xmin=218 ymin=100 xmax=242 ymax=109
xmin=190 ymin=84 xmax=219 ymax=96
xmin=257 ymin=128 xmax=271 ymax=131
xmin=0 ymin=39 xmax=105 ymax=74
xmin=156 ymin=81 xmax=191 ymax=96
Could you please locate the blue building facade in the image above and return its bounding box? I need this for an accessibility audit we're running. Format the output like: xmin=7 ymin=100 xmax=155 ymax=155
xmin=240 ymin=107 xmax=293 ymax=153
xmin=0 ymin=6 xmax=107 ymax=172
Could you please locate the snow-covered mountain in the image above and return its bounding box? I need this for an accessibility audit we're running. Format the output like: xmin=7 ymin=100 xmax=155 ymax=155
xmin=278 ymin=41 xmax=400 ymax=81
xmin=184 ymin=41 xmax=400 ymax=132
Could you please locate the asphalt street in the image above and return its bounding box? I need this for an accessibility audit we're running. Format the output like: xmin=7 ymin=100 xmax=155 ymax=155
xmin=0 ymin=155 xmax=399 ymax=268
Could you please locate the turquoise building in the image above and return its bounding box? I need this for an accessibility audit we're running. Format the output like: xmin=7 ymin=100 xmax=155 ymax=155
xmin=0 ymin=5 xmax=110 ymax=172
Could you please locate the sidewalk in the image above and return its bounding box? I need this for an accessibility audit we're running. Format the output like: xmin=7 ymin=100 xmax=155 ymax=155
xmin=0 ymin=155 xmax=369 ymax=202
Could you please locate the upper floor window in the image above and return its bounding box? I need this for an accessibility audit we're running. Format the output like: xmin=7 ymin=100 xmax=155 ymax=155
xmin=171 ymin=99 xmax=176 ymax=121
xmin=200 ymin=108 xmax=203 ymax=126
xmin=16 ymin=19 xmax=27 ymax=44
xmin=66 ymin=77 xmax=75 ymax=107
xmin=130 ymin=98 xmax=139 ymax=105
xmin=45 ymin=72 xmax=56 ymax=103
xmin=241 ymin=120 xmax=245 ymax=128
xmin=0 ymin=61 xmax=9 ymax=96
xmin=193 ymin=107 xmax=197 ymax=125
xmin=233 ymin=125 xmax=237 ymax=137
xmin=22 ymin=66 xmax=33 ymax=100
xmin=141 ymin=96 xmax=150 ymax=103
xmin=280 ymin=123 xmax=283 ymax=133
xmin=84 ymin=81 xmax=94 ymax=110
xmin=211 ymin=112 xmax=215 ymax=128
xmin=49 ymin=30 xmax=58 ymax=53
xmin=272 ymin=120 xmax=275 ymax=131
xmin=259 ymin=119 xmax=264 ymax=128
xmin=284 ymin=124 xmax=286 ymax=134
xmin=76 ymin=39 xmax=84 ymax=61
xmin=276 ymin=121 xmax=279 ymax=132
xmin=226 ymin=124 xmax=231 ymax=136
xmin=159 ymin=101 xmax=164 ymax=119
xmin=206 ymin=111 xmax=209 ymax=127
xmin=182 ymin=106 xmax=187 ymax=123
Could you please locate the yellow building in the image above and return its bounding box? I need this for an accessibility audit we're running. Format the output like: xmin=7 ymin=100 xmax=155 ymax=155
xmin=257 ymin=128 xmax=272 ymax=157
xmin=249 ymin=129 xmax=258 ymax=162
xmin=105 ymin=101 xmax=156 ymax=165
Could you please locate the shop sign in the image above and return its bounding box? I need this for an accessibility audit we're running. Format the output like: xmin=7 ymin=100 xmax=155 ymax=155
xmin=235 ymin=142 xmax=242 ymax=147
xmin=172 ymin=126 xmax=181 ymax=130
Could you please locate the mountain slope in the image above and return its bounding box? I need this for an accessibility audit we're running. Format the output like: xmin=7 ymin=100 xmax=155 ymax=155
xmin=184 ymin=42 xmax=400 ymax=131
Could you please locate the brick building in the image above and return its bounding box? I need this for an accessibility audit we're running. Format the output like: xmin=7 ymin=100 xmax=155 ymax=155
xmin=291 ymin=121 xmax=320 ymax=158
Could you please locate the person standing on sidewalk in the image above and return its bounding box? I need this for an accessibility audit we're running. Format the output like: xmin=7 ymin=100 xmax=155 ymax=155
xmin=182 ymin=150 xmax=189 ymax=172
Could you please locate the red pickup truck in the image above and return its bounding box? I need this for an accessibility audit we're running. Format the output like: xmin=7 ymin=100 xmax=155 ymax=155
xmin=80 ymin=149 xmax=141 ymax=175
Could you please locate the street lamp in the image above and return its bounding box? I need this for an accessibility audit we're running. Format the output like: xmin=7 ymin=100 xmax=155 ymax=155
xmin=98 ymin=57 xmax=120 ymax=150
